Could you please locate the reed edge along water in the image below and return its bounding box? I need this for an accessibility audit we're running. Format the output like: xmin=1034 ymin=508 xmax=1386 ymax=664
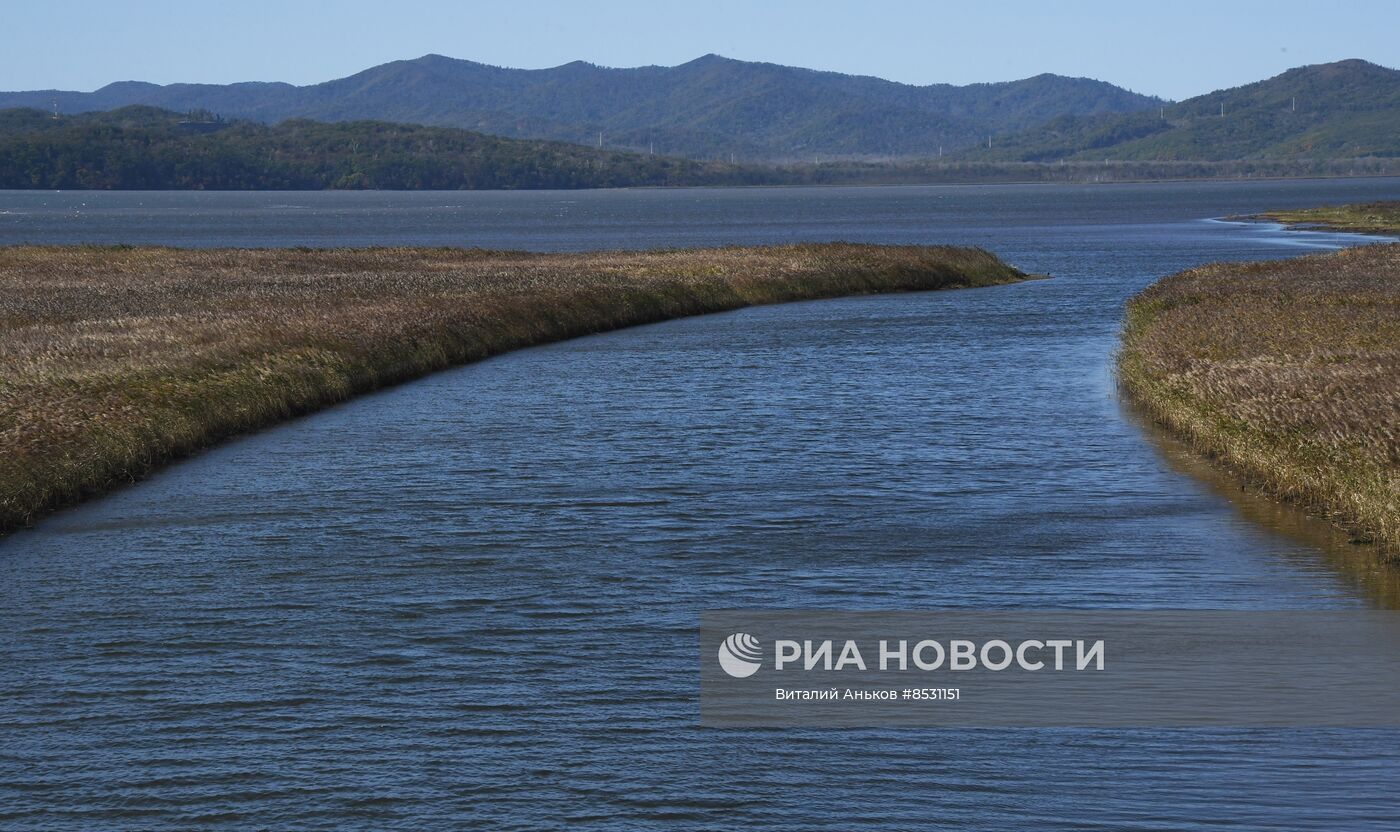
xmin=1250 ymin=201 xmax=1400 ymax=236
xmin=0 ymin=243 xmax=1026 ymax=534
xmin=1117 ymin=244 xmax=1400 ymax=555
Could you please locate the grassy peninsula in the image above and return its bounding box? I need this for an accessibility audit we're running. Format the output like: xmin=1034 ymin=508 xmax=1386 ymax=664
xmin=1118 ymin=245 xmax=1400 ymax=554
xmin=1250 ymin=201 xmax=1400 ymax=235
xmin=0 ymin=243 xmax=1025 ymax=533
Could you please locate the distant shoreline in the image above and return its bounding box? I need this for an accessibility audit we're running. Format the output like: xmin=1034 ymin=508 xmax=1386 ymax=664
xmin=5 ymin=170 xmax=1399 ymax=194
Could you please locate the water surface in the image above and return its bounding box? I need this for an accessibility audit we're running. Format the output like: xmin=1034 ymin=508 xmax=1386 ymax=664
xmin=3 ymin=180 xmax=1400 ymax=830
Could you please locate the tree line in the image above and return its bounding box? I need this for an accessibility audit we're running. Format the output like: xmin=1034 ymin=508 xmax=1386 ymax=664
xmin=0 ymin=106 xmax=767 ymax=190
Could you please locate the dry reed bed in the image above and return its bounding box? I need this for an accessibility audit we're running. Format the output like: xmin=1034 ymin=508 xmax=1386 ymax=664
xmin=0 ymin=243 xmax=1024 ymax=533
xmin=1119 ymin=244 xmax=1400 ymax=554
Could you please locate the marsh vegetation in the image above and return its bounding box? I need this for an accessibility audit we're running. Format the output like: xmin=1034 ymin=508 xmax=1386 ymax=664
xmin=0 ymin=243 xmax=1024 ymax=532
xmin=1251 ymin=201 xmax=1400 ymax=235
xmin=1119 ymin=244 xmax=1400 ymax=554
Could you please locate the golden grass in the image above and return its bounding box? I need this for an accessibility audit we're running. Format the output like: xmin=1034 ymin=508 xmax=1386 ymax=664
xmin=1254 ymin=201 xmax=1400 ymax=235
xmin=0 ymin=243 xmax=1025 ymax=533
xmin=1118 ymin=244 xmax=1400 ymax=554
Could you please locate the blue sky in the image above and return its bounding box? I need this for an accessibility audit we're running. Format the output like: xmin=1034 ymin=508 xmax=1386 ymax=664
xmin=6 ymin=0 xmax=1399 ymax=100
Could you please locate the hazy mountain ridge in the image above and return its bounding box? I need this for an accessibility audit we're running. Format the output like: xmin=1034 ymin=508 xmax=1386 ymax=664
xmin=957 ymin=59 xmax=1400 ymax=161
xmin=0 ymin=54 xmax=1162 ymax=161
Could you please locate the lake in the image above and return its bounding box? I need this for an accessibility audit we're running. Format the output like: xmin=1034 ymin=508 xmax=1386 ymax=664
xmin=3 ymin=179 xmax=1399 ymax=830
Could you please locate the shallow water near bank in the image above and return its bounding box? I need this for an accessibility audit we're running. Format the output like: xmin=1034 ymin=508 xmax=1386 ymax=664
xmin=3 ymin=179 xmax=1400 ymax=830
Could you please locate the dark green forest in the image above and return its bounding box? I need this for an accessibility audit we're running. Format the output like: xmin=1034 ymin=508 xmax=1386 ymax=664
xmin=3 ymin=104 xmax=1396 ymax=191
xmin=0 ymin=106 xmax=765 ymax=189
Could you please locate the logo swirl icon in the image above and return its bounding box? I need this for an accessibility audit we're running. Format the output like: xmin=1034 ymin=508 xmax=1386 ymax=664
xmin=718 ymin=633 xmax=763 ymax=678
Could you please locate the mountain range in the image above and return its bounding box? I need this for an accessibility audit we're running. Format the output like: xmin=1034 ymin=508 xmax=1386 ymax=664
xmin=2 ymin=56 xmax=1396 ymax=166
xmin=956 ymin=59 xmax=1400 ymax=162
xmin=0 ymin=54 xmax=1163 ymax=161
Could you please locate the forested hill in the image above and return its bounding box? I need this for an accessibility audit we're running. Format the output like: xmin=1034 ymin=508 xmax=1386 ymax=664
xmin=0 ymin=54 xmax=1162 ymax=161
xmin=0 ymin=107 xmax=767 ymax=190
xmin=955 ymin=59 xmax=1400 ymax=162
